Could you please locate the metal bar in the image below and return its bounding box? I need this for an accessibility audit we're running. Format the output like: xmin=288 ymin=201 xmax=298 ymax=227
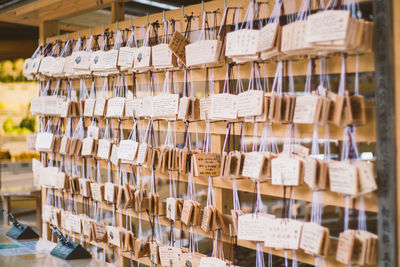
xmin=372 ymin=0 xmax=398 ymax=266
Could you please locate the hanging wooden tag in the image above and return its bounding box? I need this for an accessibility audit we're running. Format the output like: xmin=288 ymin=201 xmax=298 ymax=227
xmin=201 ymin=206 xmax=214 ymax=233
xmin=356 ymin=160 xmax=377 ymax=195
xmin=106 ymin=97 xmax=125 ymax=118
xmin=293 ymin=95 xmax=322 ymax=124
xmin=90 ymin=182 xmax=104 ymax=202
xmin=237 ymin=90 xmax=264 ymax=117
xmin=268 ymin=92 xmax=282 ymax=124
xmin=79 ymin=179 xmax=91 ymax=198
xmin=231 ymin=209 xmax=244 ymax=236
xmin=199 ymin=256 xmax=227 ymax=267
xmin=345 ymin=93 xmax=366 ymax=126
xmin=168 ymin=31 xmax=190 ymax=66
xmin=181 ymin=200 xmax=194 ymax=225
xmin=81 ymin=137 xmax=95 ymax=156
xmin=227 ymin=151 xmax=245 ymax=178
xmin=237 ymin=213 xmax=275 ymax=242
xmin=186 ymin=39 xmax=222 ymax=67
xmin=264 ymin=218 xmax=303 ymax=250
xmin=152 ymin=44 xmax=174 ymax=68
xmin=136 ymin=143 xmax=150 ymax=165
xmin=192 ymin=153 xmax=221 ymax=177
xmin=118 ymin=47 xmax=136 ymax=70
xmin=328 ymin=160 xmax=358 ymax=196
xmin=299 ymin=222 xmax=330 ymax=256
xmin=159 ymin=246 xmax=183 ymax=267
xmin=242 ymin=152 xmax=266 ymax=180
xmin=150 ymin=241 xmax=162 ymax=265
xmin=118 ymin=140 xmax=139 ymax=162
xmin=134 ymin=237 xmax=150 ymax=258
xmin=327 ymin=91 xmax=345 ymax=126
xmin=110 ymin=144 xmax=120 ymax=166
xmin=271 ymin=156 xmax=303 ymax=186
xmin=97 ymin=139 xmax=112 ymax=160
xmin=107 ymin=226 xmax=123 ymax=247
xmin=123 ymin=231 xmax=134 ymax=251
xmin=336 ymin=230 xmax=356 ymax=264
xmin=209 ymin=93 xmax=238 ymax=120
xmin=104 ymin=182 xmax=117 ymax=203
xmin=178 ymin=252 xmax=203 ymax=267
xmin=93 ymin=98 xmax=107 ymax=117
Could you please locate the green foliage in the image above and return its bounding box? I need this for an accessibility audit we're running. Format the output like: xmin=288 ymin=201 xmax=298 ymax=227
xmin=0 ymin=59 xmax=29 ymax=82
xmin=2 ymin=117 xmax=34 ymax=135
xmin=19 ymin=117 xmax=35 ymax=132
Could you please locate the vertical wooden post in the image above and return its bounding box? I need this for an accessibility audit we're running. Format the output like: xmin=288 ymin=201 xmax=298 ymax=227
xmin=373 ymin=0 xmax=398 ymax=266
xmin=111 ymin=1 xmax=125 ymax=23
xmin=39 ymin=20 xmax=58 ymax=45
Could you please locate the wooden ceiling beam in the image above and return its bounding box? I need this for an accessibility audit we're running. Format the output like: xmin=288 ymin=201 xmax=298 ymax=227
xmin=14 ymin=0 xmax=62 ymax=17
xmin=37 ymin=0 xmax=130 ymax=21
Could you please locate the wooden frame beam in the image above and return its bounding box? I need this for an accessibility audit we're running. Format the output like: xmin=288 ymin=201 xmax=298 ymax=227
xmin=39 ymin=20 xmax=58 ymax=45
xmin=111 ymin=1 xmax=125 ymax=23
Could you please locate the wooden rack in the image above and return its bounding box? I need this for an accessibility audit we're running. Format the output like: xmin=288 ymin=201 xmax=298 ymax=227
xmin=37 ymin=0 xmax=383 ymax=266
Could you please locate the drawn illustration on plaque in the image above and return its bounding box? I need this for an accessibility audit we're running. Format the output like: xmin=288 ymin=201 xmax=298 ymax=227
xmin=185 ymin=260 xmax=192 ymax=267
xmin=94 ymin=56 xmax=99 ymax=64
xmin=75 ymin=56 xmax=81 ymax=64
xmin=137 ymin=53 xmax=143 ymax=62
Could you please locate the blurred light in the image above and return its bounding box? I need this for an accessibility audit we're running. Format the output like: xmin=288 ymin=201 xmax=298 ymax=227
xmin=361 ymin=152 xmax=374 ymax=160
xmin=132 ymin=0 xmax=179 ymax=10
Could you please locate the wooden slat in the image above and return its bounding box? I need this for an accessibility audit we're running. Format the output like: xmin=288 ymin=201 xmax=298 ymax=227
xmin=45 ymin=189 xmax=376 ymax=267
xmin=46 ymin=152 xmax=378 ymax=212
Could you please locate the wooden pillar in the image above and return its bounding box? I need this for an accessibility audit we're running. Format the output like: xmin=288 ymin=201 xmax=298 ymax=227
xmin=39 ymin=20 xmax=58 ymax=45
xmin=111 ymin=1 xmax=125 ymax=23
xmin=373 ymin=0 xmax=398 ymax=266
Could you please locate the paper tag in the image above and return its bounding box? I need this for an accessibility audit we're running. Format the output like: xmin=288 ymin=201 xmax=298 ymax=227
xmin=237 ymin=213 xmax=275 ymax=241
xmin=328 ymin=161 xmax=358 ymax=195
xmin=264 ymin=219 xmax=303 ymax=249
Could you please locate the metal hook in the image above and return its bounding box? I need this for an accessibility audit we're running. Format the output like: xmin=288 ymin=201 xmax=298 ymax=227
xmin=202 ymin=0 xmax=204 ymax=12
xmin=66 ymin=33 xmax=69 ymax=40
xmin=163 ymin=10 xmax=166 ymax=22
xmin=224 ymin=0 xmax=227 ymax=8
xmin=90 ymin=26 xmax=92 ymax=36
xmin=116 ymin=21 xmax=118 ymax=31
xmin=77 ymin=31 xmax=80 ymax=38
xmin=181 ymin=5 xmax=184 ymax=17
xmin=146 ymin=13 xmax=149 ymax=25
xmin=130 ymin=18 xmax=133 ymax=28
xmin=102 ymin=24 xmax=104 ymax=33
